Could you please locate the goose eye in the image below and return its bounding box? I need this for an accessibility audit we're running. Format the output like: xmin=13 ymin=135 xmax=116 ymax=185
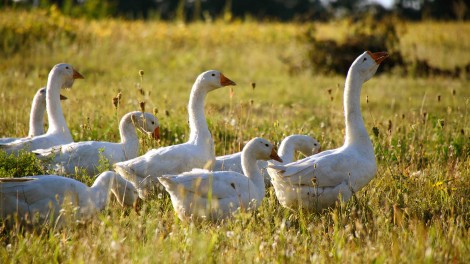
xmin=314 ymin=143 xmax=318 ymax=146
xmin=265 ymin=143 xmax=269 ymax=147
xmin=66 ymin=66 xmax=69 ymax=69
xmin=362 ymin=58 xmax=367 ymax=62
xmin=211 ymin=73 xmax=215 ymax=76
xmin=151 ymin=121 xmax=155 ymax=125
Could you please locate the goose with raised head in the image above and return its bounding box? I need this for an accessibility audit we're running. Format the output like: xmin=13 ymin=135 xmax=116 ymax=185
xmin=158 ymin=137 xmax=282 ymax=221
xmin=267 ymin=51 xmax=388 ymax=211
xmin=33 ymin=111 xmax=160 ymax=176
xmin=0 ymin=171 xmax=140 ymax=227
xmin=214 ymin=135 xmax=321 ymax=185
xmin=0 ymin=88 xmax=67 ymax=144
xmin=0 ymin=64 xmax=84 ymax=154
xmin=114 ymin=70 xmax=236 ymax=199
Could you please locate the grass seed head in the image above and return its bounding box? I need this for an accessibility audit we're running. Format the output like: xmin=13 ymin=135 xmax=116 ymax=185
xmin=372 ymin=126 xmax=379 ymax=137
xmin=112 ymin=97 xmax=119 ymax=108
xmin=112 ymin=92 xmax=122 ymax=109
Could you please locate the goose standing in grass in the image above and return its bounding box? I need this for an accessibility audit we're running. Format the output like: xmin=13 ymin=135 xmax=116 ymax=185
xmin=0 ymin=88 xmax=67 ymax=144
xmin=158 ymin=137 xmax=282 ymax=221
xmin=33 ymin=111 xmax=160 ymax=176
xmin=0 ymin=63 xmax=84 ymax=155
xmin=114 ymin=70 xmax=236 ymax=199
xmin=0 ymin=171 xmax=140 ymax=227
xmin=267 ymin=51 xmax=388 ymax=211
xmin=214 ymin=134 xmax=321 ymax=185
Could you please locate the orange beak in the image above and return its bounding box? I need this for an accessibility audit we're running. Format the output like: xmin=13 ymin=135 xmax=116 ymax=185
xmin=59 ymin=94 xmax=68 ymax=100
xmin=73 ymin=69 xmax=85 ymax=79
xmin=270 ymin=148 xmax=283 ymax=163
xmin=220 ymin=73 xmax=236 ymax=86
xmin=367 ymin=51 xmax=389 ymax=64
xmin=153 ymin=127 xmax=160 ymax=140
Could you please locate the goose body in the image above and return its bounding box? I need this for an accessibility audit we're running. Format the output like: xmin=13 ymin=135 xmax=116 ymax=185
xmin=0 ymin=171 xmax=139 ymax=226
xmin=114 ymin=70 xmax=236 ymax=198
xmin=267 ymin=51 xmax=388 ymax=211
xmin=158 ymin=137 xmax=282 ymax=221
xmin=33 ymin=111 xmax=160 ymax=176
xmin=275 ymin=135 xmax=321 ymax=164
xmin=0 ymin=64 xmax=83 ymax=154
xmin=214 ymin=135 xmax=321 ymax=185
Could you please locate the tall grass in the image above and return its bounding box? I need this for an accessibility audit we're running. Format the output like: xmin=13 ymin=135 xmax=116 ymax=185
xmin=0 ymin=9 xmax=469 ymax=262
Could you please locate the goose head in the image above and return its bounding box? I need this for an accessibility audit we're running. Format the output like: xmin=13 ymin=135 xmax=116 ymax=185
xmin=246 ymin=137 xmax=283 ymax=162
xmin=37 ymin=87 xmax=68 ymax=102
xmin=131 ymin=112 xmax=160 ymax=140
xmin=196 ymin=70 xmax=236 ymax=92
xmin=350 ymin=51 xmax=388 ymax=82
xmin=50 ymin=63 xmax=84 ymax=89
xmin=298 ymin=136 xmax=321 ymax=156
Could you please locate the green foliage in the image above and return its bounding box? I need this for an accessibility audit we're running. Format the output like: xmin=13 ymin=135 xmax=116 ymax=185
xmin=61 ymin=0 xmax=116 ymax=19
xmin=303 ymin=16 xmax=403 ymax=75
xmin=0 ymin=7 xmax=90 ymax=58
xmin=303 ymin=15 xmax=470 ymax=78
xmin=96 ymin=148 xmax=111 ymax=173
xmin=0 ymin=151 xmax=47 ymax=178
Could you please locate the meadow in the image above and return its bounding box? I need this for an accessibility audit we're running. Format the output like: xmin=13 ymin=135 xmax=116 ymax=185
xmin=0 ymin=8 xmax=469 ymax=263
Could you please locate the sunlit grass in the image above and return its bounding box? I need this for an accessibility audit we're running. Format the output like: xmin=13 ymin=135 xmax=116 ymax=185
xmin=0 ymin=8 xmax=469 ymax=263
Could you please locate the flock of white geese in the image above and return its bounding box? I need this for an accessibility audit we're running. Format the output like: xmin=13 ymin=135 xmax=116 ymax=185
xmin=0 ymin=51 xmax=388 ymax=226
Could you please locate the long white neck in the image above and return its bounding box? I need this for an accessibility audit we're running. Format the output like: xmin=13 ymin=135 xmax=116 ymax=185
xmin=187 ymin=81 xmax=212 ymax=145
xmin=278 ymin=139 xmax=296 ymax=164
xmin=241 ymin=152 xmax=265 ymax=195
xmin=119 ymin=112 xmax=140 ymax=159
xmin=90 ymin=173 xmax=114 ymax=210
xmin=343 ymin=69 xmax=372 ymax=150
xmin=28 ymin=93 xmax=46 ymax=137
xmin=45 ymin=73 xmax=70 ymax=137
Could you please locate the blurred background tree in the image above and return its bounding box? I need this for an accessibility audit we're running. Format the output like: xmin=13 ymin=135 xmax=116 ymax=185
xmin=1 ymin=0 xmax=468 ymax=21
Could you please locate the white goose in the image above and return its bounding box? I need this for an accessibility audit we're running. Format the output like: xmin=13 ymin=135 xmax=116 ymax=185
xmin=267 ymin=51 xmax=388 ymax=211
xmin=0 ymin=171 xmax=140 ymax=226
xmin=0 ymin=88 xmax=67 ymax=144
xmin=33 ymin=111 xmax=160 ymax=176
xmin=158 ymin=137 xmax=282 ymax=221
xmin=114 ymin=70 xmax=236 ymax=198
xmin=214 ymin=135 xmax=321 ymax=185
xmin=0 ymin=63 xmax=84 ymax=155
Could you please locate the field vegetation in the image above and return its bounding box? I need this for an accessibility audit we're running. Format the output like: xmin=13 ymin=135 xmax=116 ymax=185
xmin=0 ymin=8 xmax=469 ymax=263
